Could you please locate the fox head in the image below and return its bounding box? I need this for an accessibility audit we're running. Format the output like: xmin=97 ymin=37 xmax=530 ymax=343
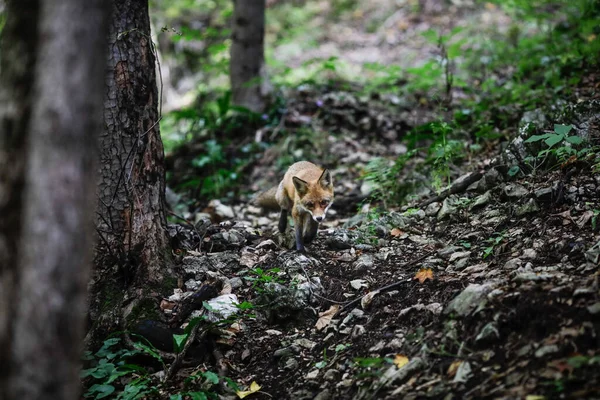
xmin=293 ymin=169 xmax=334 ymax=223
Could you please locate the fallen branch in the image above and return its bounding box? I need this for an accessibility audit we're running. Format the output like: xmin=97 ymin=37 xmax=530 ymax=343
xmin=165 ymin=312 xmax=207 ymax=382
xmin=339 ymin=250 xmax=435 ymax=313
xmin=418 ymin=170 xmax=483 ymax=208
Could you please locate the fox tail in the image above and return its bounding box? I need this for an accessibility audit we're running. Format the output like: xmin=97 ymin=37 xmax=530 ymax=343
xmin=253 ymin=186 xmax=280 ymax=211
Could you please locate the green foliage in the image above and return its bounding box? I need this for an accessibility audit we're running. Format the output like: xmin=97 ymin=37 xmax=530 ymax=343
xmin=362 ymin=151 xmax=417 ymax=208
xmin=243 ymin=267 xmax=283 ymax=293
xmin=81 ymin=337 xmax=161 ymax=400
xmin=483 ymin=232 xmax=505 ymax=259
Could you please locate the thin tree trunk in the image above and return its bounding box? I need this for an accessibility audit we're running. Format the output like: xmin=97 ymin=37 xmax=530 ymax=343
xmin=0 ymin=0 xmax=109 ymax=399
xmin=0 ymin=1 xmax=40 ymax=393
xmin=90 ymin=0 xmax=172 ymax=338
xmin=230 ymin=0 xmax=269 ymax=113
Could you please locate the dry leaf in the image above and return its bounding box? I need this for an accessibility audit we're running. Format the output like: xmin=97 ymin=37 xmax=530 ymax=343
xmin=315 ymin=305 xmax=339 ymax=331
xmin=160 ymin=300 xmax=176 ymax=311
xmin=236 ymin=381 xmax=261 ymax=399
xmin=447 ymin=360 xmax=462 ymax=377
xmin=390 ymin=228 xmax=404 ymax=237
xmin=187 ymin=250 xmax=203 ymax=256
xmin=393 ymin=354 xmax=409 ymax=368
xmin=361 ymin=290 xmax=380 ymax=309
xmin=414 ymin=268 xmax=434 ymax=284
xmin=525 ymin=396 xmax=546 ymax=400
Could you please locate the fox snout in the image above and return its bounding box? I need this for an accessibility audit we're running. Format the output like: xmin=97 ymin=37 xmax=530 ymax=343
xmin=314 ymin=215 xmax=324 ymax=222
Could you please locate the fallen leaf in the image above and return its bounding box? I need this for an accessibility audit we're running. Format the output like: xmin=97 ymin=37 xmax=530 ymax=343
xmin=187 ymin=250 xmax=202 ymax=256
xmin=315 ymin=305 xmax=339 ymax=331
xmin=447 ymin=360 xmax=462 ymax=377
xmin=414 ymin=268 xmax=434 ymax=284
xmin=236 ymin=381 xmax=261 ymax=399
xmin=361 ymin=290 xmax=380 ymax=309
xmin=160 ymin=300 xmax=176 ymax=311
xmin=393 ymin=354 xmax=409 ymax=368
xmin=525 ymin=396 xmax=546 ymax=400
xmin=390 ymin=228 xmax=404 ymax=237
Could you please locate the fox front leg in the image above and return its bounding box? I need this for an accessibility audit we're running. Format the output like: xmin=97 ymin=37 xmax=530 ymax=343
xmin=303 ymin=218 xmax=319 ymax=244
xmin=278 ymin=209 xmax=288 ymax=233
xmin=294 ymin=223 xmax=306 ymax=252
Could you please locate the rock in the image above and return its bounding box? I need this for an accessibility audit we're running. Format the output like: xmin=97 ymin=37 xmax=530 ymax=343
xmin=438 ymin=246 xmax=463 ymax=258
xmin=205 ymin=294 xmax=239 ymax=322
xmin=522 ymin=248 xmax=538 ymax=259
xmin=284 ymin=358 xmax=299 ymax=370
xmin=277 ymin=251 xmax=319 ymax=273
xmin=343 ymin=213 xmax=367 ymax=229
xmin=352 ymin=324 xmax=366 ymax=338
xmin=453 ymin=361 xmax=473 ymax=383
xmin=587 ymin=302 xmax=600 ymax=314
xmin=437 ymin=196 xmax=461 ymax=219
xmin=449 ymin=251 xmax=471 ymax=263
xmin=294 ymin=338 xmax=317 ymax=350
xmin=353 ymin=254 xmax=374 ymax=271
xmin=504 ymin=258 xmax=523 ymax=270
xmin=305 ymin=369 xmax=319 ymax=380
xmin=475 ymin=168 xmax=502 ymax=192
xmin=513 ymin=272 xmax=554 ymax=282
xmin=445 ymin=282 xmax=498 ymax=316
xmin=313 ymin=389 xmax=331 ymax=400
xmin=449 ymin=257 xmax=470 ymax=271
xmin=585 ymin=240 xmax=600 ymax=264
xmin=471 ymin=191 xmax=492 ymax=208
xmin=535 ymin=344 xmax=559 ymax=358
xmin=425 ymin=202 xmax=442 ymax=216
xmin=229 ymin=277 xmax=243 ymax=289
xmin=377 ymin=358 xmax=425 ymax=387
xmin=323 ymin=369 xmax=340 ymax=381
xmin=516 ymin=198 xmax=540 ymax=216
xmin=325 ymin=230 xmax=356 ymax=249
xmin=504 ymin=183 xmax=529 ymax=198
xmin=208 ymin=199 xmax=235 ymax=219
xmin=534 ymin=187 xmax=553 ymax=201
xmin=475 ymin=322 xmax=500 ymax=343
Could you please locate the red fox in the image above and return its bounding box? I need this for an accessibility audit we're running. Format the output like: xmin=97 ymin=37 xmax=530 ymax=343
xmin=255 ymin=161 xmax=334 ymax=252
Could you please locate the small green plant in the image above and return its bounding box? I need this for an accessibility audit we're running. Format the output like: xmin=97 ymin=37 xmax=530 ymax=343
xmin=524 ymin=124 xmax=586 ymax=165
xmin=243 ymin=268 xmax=283 ymax=293
xmin=81 ymin=337 xmax=163 ymax=400
xmin=483 ymin=232 xmax=505 ymax=259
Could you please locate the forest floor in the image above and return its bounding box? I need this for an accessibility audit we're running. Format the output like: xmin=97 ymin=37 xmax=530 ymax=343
xmin=146 ymin=2 xmax=600 ymax=400
xmin=162 ymin=87 xmax=600 ymax=399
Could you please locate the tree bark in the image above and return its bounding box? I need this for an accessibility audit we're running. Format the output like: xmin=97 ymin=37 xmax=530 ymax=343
xmin=91 ymin=0 xmax=172 ymax=338
xmin=230 ymin=0 xmax=269 ymax=113
xmin=0 ymin=0 xmax=109 ymax=399
xmin=0 ymin=1 xmax=40 ymax=393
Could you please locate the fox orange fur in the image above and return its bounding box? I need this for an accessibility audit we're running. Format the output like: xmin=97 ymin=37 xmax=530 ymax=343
xmin=255 ymin=161 xmax=334 ymax=252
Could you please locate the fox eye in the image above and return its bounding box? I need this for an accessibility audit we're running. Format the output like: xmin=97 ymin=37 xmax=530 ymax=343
xmin=320 ymin=200 xmax=328 ymax=207
xmin=306 ymin=201 xmax=314 ymax=208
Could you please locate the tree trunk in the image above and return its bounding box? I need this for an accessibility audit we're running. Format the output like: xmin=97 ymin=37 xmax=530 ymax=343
xmin=0 ymin=0 xmax=109 ymax=399
xmin=230 ymin=0 xmax=269 ymax=113
xmin=0 ymin=2 xmax=39 ymax=393
xmin=90 ymin=0 xmax=172 ymax=339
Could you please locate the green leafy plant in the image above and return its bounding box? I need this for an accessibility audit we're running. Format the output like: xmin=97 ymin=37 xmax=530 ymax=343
xmin=81 ymin=337 xmax=162 ymax=400
xmin=524 ymin=124 xmax=587 ymax=166
xmin=483 ymin=232 xmax=505 ymax=259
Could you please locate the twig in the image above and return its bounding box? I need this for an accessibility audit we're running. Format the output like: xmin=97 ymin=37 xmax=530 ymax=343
xmin=164 ymin=313 xmax=206 ymax=382
xmin=339 ymin=250 xmax=435 ymax=313
xmin=418 ymin=170 xmax=484 ymax=208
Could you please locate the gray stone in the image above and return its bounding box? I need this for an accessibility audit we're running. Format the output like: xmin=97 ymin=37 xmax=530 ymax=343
xmin=445 ymin=282 xmax=497 ymax=316
xmin=323 ymin=369 xmax=340 ymax=381
xmin=522 ymin=248 xmax=538 ymax=259
xmin=229 ymin=277 xmax=244 ymax=289
xmin=453 ymin=361 xmax=473 ymax=383
xmin=353 ymin=254 xmax=374 ymax=271
xmin=425 ymin=202 xmax=442 ymax=216
xmin=449 ymin=251 xmax=471 ymax=262
xmin=587 ymin=302 xmax=600 ymax=315
xmin=534 ymin=187 xmax=553 ymax=201
xmin=516 ymin=198 xmax=540 ymax=216
xmin=504 ymin=258 xmax=523 ymax=270
xmin=504 ymin=183 xmax=529 ymax=198
xmin=284 ymin=358 xmax=299 ymax=370
xmin=475 ymin=322 xmax=500 ymax=342
xmin=438 ymin=197 xmax=461 ymax=219
xmin=438 ymin=246 xmax=462 ymax=258
xmin=471 ymin=191 xmax=492 ymax=208
xmin=535 ymin=344 xmax=559 ymax=358
xmin=314 ymin=389 xmax=331 ymax=400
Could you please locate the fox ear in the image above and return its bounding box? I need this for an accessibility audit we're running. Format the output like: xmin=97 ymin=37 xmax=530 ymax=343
xmin=293 ymin=176 xmax=309 ymax=197
xmin=319 ymin=169 xmax=333 ymax=189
